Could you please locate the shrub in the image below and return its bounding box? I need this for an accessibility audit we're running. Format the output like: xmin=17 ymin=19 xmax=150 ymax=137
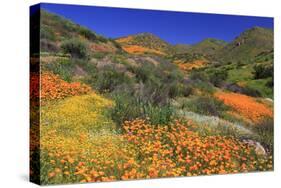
xmin=209 ymin=70 xmax=228 ymax=87
xmin=61 ymin=39 xmax=88 ymax=59
xmin=40 ymin=26 xmax=56 ymax=41
xmin=40 ymin=39 xmax=59 ymax=53
xmin=110 ymin=93 xmax=174 ymax=130
xmin=192 ymin=80 xmax=215 ymax=94
xmin=190 ymin=71 xmax=208 ymax=82
xmin=42 ymin=58 xmax=74 ymax=82
xmin=266 ymin=78 xmax=274 ymax=88
xmin=253 ymin=64 xmax=273 ymax=79
xmin=251 ymin=118 xmax=274 ymax=153
xmin=78 ymin=26 xmax=97 ymax=41
xmin=242 ymin=86 xmax=262 ymax=97
xmin=168 ymin=82 xmax=192 ymax=98
xmin=94 ymin=67 xmax=132 ymax=93
xmin=183 ymin=96 xmax=229 ymax=117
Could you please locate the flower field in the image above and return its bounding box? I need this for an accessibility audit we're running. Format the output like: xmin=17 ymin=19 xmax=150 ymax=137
xmin=31 ymin=9 xmax=274 ymax=185
xmin=215 ymin=91 xmax=273 ymax=124
xmin=40 ymin=72 xmax=91 ymax=101
xmin=39 ymin=106 xmax=273 ymax=184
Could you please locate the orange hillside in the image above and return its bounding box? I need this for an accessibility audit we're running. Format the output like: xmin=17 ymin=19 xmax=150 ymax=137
xmin=40 ymin=72 xmax=91 ymax=101
xmin=122 ymin=45 xmax=166 ymax=56
xmin=174 ymin=60 xmax=207 ymax=72
xmin=215 ymin=91 xmax=273 ymax=124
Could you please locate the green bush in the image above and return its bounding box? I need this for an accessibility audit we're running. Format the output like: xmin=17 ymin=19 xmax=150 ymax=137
xmin=40 ymin=26 xmax=56 ymax=41
xmin=189 ymin=71 xmax=208 ymax=82
xmin=242 ymin=85 xmax=262 ymax=97
xmin=253 ymin=64 xmax=273 ymax=79
xmin=93 ymin=67 xmax=133 ymax=93
xmin=42 ymin=58 xmax=74 ymax=82
xmin=183 ymin=96 xmax=229 ymax=117
xmin=209 ymin=70 xmax=228 ymax=87
xmin=251 ymin=118 xmax=273 ymax=153
xmin=110 ymin=93 xmax=174 ymax=130
xmin=61 ymin=39 xmax=88 ymax=59
xmin=78 ymin=26 xmax=97 ymax=41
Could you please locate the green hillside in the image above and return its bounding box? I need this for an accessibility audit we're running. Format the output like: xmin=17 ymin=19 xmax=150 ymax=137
xmin=215 ymin=27 xmax=273 ymax=63
xmin=189 ymin=38 xmax=227 ymax=56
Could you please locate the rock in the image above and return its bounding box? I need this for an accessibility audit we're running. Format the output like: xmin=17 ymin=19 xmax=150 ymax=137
xmin=255 ymin=142 xmax=267 ymax=156
xmin=243 ymin=139 xmax=267 ymax=156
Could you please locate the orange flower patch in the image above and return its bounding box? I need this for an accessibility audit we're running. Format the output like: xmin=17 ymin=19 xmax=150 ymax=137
xmin=122 ymin=45 xmax=166 ymax=56
xmin=174 ymin=60 xmax=207 ymax=72
xmin=215 ymin=91 xmax=273 ymax=123
xmin=41 ymin=72 xmax=91 ymax=101
xmin=122 ymin=119 xmax=272 ymax=177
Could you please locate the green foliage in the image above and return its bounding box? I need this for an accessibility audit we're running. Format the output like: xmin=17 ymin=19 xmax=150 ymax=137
xmin=40 ymin=25 xmax=56 ymax=41
xmin=110 ymin=93 xmax=174 ymax=130
xmin=189 ymin=38 xmax=227 ymax=56
xmin=209 ymin=70 xmax=228 ymax=87
xmin=78 ymin=26 xmax=97 ymax=41
xmin=182 ymin=96 xmax=229 ymax=117
xmin=61 ymin=39 xmax=88 ymax=59
xmin=92 ymin=67 xmax=133 ymax=93
xmin=216 ymin=27 xmax=273 ymax=63
xmin=253 ymin=64 xmax=273 ymax=79
xmin=42 ymin=58 xmax=74 ymax=82
xmin=189 ymin=71 xmax=208 ymax=82
xmin=251 ymin=118 xmax=274 ymax=153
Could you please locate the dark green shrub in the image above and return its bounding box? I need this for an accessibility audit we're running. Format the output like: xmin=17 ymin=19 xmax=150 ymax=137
xmin=184 ymin=96 xmax=229 ymax=117
xmin=209 ymin=70 xmax=228 ymax=87
xmin=266 ymin=78 xmax=274 ymax=88
xmin=61 ymin=39 xmax=88 ymax=59
xmin=190 ymin=71 xmax=208 ymax=81
xmin=110 ymin=93 xmax=174 ymax=130
xmin=253 ymin=64 xmax=273 ymax=79
xmin=242 ymin=86 xmax=262 ymax=97
xmin=251 ymin=118 xmax=273 ymax=153
xmin=42 ymin=58 xmax=74 ymax=82
xmin=78 ymin=26 xmax=97 ymax=41
xmin=94 ymin=67 xmax=132 ymax=93
xmin=168 ymin=82 xmax=192 ymax=98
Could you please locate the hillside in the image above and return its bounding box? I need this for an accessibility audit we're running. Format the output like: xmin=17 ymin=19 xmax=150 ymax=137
xmin=40 ymin=10 xmax=122 ymax=54
xmin=215 ymin=27 xmax=273 ymax=63
xmin=188 ymin=38 xmax=227 ymax=56
xmin=115 ymin=32 xmax=173 ymax=55
xmin=31 ymin=9 xmax=274 ymax=185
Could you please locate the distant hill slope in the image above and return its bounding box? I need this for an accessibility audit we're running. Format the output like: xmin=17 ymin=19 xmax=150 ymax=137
xmin=40 ymin=10 xmax=122 ymax=54
xmin=188 ymin=38 xmax=227 ymax=56
xmin=215 ymin=27 xmax=273 ymax=63
xmin=116 ymin=32 xmax=176 ymax=55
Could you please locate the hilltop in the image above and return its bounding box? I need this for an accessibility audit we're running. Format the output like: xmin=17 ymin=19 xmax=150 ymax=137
xmin=115 ymin=32 xmax=173 ymax=55
xmin=188 ymin=38 xmax=227 ymax=56
xmin=215 ymin=27 xmax=273 ymax=63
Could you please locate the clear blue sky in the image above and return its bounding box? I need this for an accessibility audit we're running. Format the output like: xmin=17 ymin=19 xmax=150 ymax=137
xmin=40 ymin=3 xmax=273 ymax=45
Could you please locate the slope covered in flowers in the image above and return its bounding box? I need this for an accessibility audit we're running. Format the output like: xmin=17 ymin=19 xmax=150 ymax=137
xmin=40 ymin=111 xmax=272 ymax=184
xmin=215 ymin=91 xmax=273 ymax=124
xmin=41 ymin=72 xmax=91 ymax=101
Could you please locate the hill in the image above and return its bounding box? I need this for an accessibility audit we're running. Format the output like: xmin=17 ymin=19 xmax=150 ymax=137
xmin=115 ymin=32 xmax=174 ymax=55
xmin=188 ymin=38 xmax=227 ymax=56
xmin=40 ymin=10 xmax=122 ymax=54
xmin=215 ymin=27 xmax=273 ymax=63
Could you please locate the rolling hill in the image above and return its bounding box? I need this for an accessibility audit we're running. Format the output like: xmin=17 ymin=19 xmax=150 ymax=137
xmin=215 ymin=27 xmax=273 ymax=63
xmin=188 ymin=38 xmax=227 ymax=56
xmin=115 ymin=32 xmax=174 ymax=55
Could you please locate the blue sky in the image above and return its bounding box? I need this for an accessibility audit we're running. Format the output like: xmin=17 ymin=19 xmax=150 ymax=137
xmin=40 ymin=3 xmax=273 ymax=45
